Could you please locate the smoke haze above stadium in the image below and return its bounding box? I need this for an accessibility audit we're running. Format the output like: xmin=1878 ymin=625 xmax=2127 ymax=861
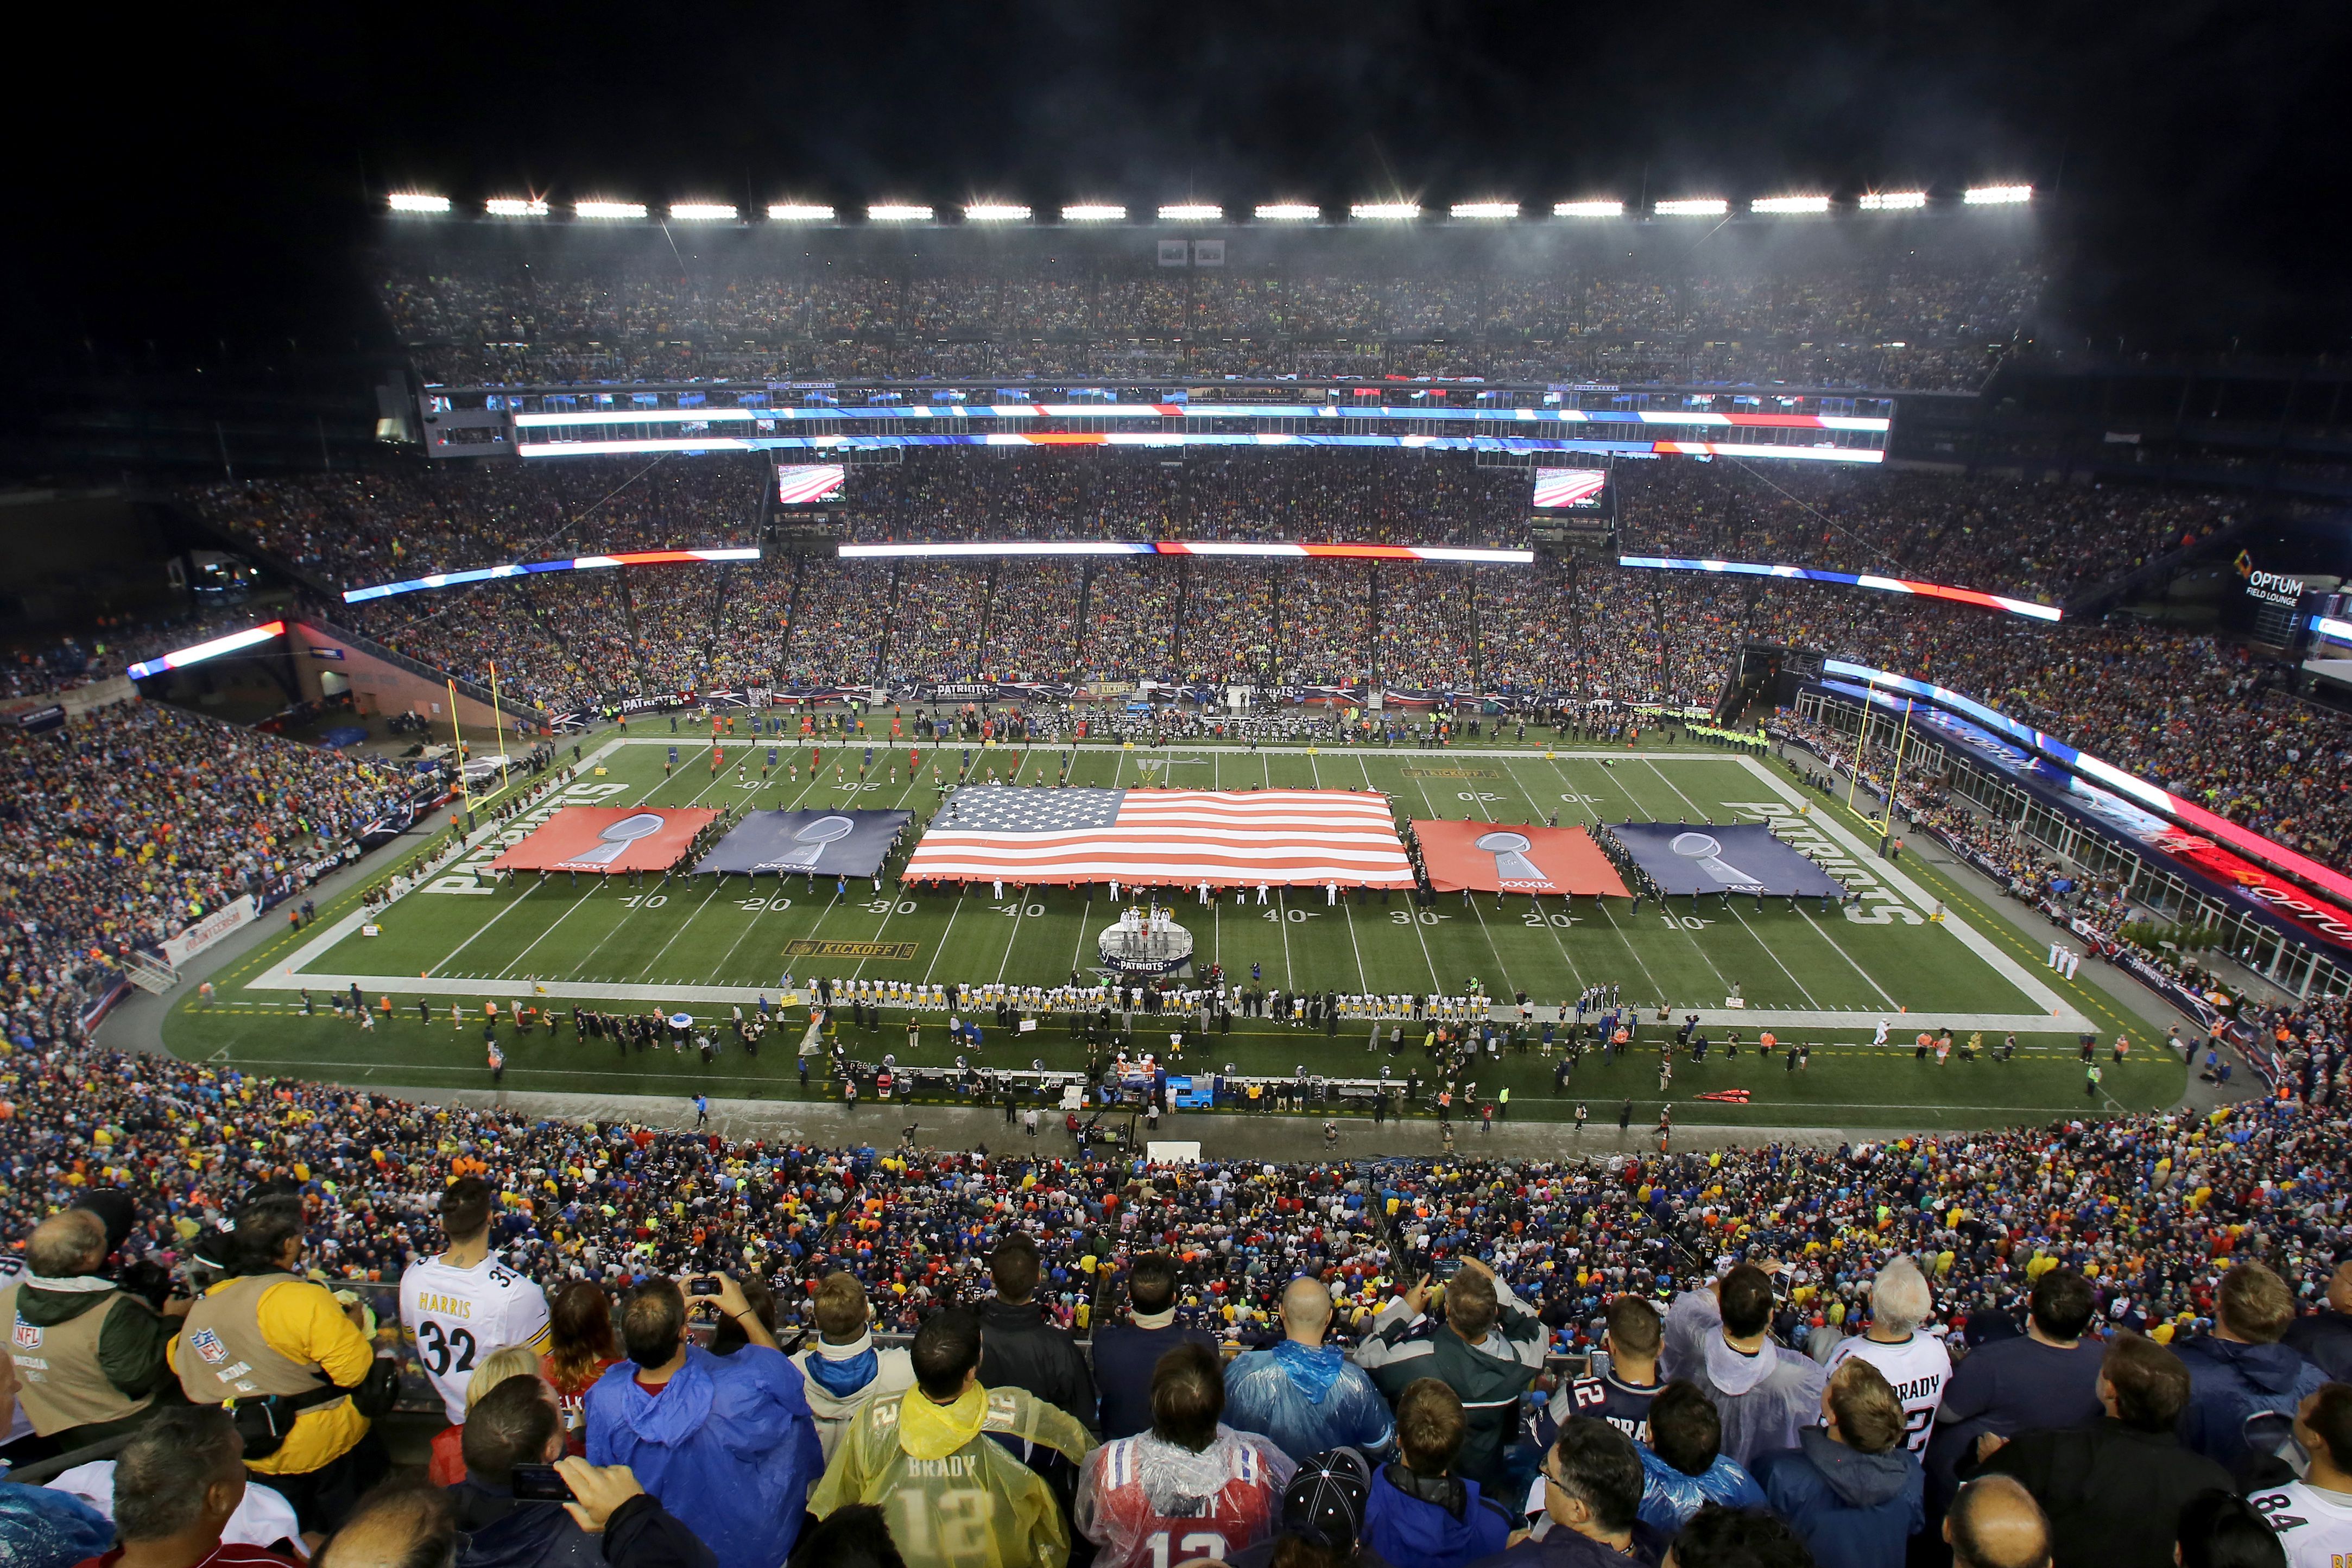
xmin=9 ymin=0 xmax=2350 ymax=371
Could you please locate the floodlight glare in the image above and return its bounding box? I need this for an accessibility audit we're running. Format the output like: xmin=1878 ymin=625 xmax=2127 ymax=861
xmin=1255 ymin=203 xmax=1320 ymax=221
xmin=387 ymin=193 xmax=450 ymax=214
xmin=867 ymin=204 xmax=934 ymax=222
xmin=1553 ymin=200 xmax=1625 ymax=218
xmin=1060 ymin=204 xmax=1127 ymax=222
xmin=1450 ymin=201 xmax=1519 ymax=219
xmin=668 ymin=202 xmax=738 ymax=220
xmin=1750 ymin=195 xmax=1830 ymax=214
xmin=1964 ymin=184 xmax=2033 ymax=205
xmin=1351 ymin=202 xmax=1420 ymax=220
xmin=485 ymin=198 xmax=549 ymax=218
xmin=964 ymin=203 xmax=1031 ymax=222
xmin=766 ymin=203 xmax=835 ymax=221
xmin=1859 ymin=191 xmax=1929 ymax=210
xmin=1655 ymin=198 xmax=1729 ymax=217
xmin=575 ymin=200 xmax=647 ymax=219
xmin=1158 ymin=203 xmax=1222 ymax=223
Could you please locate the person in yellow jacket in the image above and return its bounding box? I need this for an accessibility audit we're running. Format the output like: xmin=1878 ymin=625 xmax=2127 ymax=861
xmin=167 ymin=1194 xmax=386 ymax=1532
xmin=811 ymin=1306 xmax=1095 ymax=1568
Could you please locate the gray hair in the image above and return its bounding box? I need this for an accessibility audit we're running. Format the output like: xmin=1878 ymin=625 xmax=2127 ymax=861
xmin=1870 ymin=1255 xmax=1934 ymax=1334
xmin=115 ymin=1407 xmax=243 ymax=1541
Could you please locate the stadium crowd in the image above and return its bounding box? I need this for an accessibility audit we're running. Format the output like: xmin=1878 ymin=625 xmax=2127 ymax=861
xmin=6 ymin=1022 xmax=2352 ymax=1568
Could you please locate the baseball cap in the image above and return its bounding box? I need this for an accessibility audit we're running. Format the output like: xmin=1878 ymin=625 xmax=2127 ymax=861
xmin=1280 ymin=1447 xmax=1372 ymax=1552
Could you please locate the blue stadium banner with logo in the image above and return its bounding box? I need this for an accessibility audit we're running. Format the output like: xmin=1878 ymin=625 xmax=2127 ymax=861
xmin=1610 ymin=821 xmax=1847 ymax=898
xmin=694 ymin=809 xmax=912 ymax=877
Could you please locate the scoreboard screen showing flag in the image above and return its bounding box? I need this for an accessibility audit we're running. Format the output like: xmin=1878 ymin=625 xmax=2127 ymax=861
xmin=775 ymin=463 xmax=846 ymax=505
xmin=904 ymin=786 xmax=1415 ymax=888
xmin=1532 ymin=467 xmax=1610 ymax=510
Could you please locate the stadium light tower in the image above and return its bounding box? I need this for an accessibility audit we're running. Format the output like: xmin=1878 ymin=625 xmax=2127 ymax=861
xmin=868 ymin=203 xmax=934 ymax=222
xmin=1449 ymin=201 xmax=1519 ymax=219
xmin=668 ymin=202 xmax=738 ymax=221
xmin=1654 ymin=198 xmax=1729 ymax=217
xmin=1158 ymin=203 xmax=1222 ymax=223
xmin=485 ymin=197 xmax=550 ymax=218
xmin=964 ymin=203 xmax=1031 ymax=222
xmin=1964 ymin=184 xmax=2033 ymax=205
xmin=767 ymin=202 xmax=836 ymax=221
xmin=1061 ymin=203 xmax=1127 ymax=222
xmin=1351 ymin=201 xmax=1420 ymax=220
xmin=387 ymin=193 xmax=450 ymax=214
xmin=1553 ymin=199 xmax=1624 ymax=218
xmin=1859 ymin=191 xmax=1928 ymax=210
xmin=575 ymin=200 xmax=648 ymax=219
xmin=1750 ymin=195 xmax=1830 ymax=214
xmin=1254 ymin=203 xmax=1320 ymax=221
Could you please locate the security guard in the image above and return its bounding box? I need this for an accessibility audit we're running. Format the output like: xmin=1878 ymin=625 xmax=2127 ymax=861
xmin=168 ymin=1194 xmax=388 ymax=1531
xmin=1 ymin=1209 xmax=179 ymax=1457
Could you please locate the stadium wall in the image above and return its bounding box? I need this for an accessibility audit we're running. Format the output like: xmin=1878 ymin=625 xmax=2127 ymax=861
xmin=289 ymin=622 xmax=534 ymax=736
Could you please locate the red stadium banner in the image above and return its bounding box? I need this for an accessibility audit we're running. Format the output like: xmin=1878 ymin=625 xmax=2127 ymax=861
xmin=490 ymin=806 xmax=722 ymax=876
xmin=1412 ymin=820 xmax=1630 ymax=896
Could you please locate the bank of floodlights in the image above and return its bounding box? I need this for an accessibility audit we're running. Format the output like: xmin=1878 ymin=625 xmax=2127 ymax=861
xmin=574 ymin=200 xmax=647 ymax=219
xmin=1654 ymin=198 xmax=1730 ymax=217
xmin=767 ymin=203 xmax=836 ymax=221
xmin=1964 ymin=185 xmax=2033 ymax=205
xmin=964 ymin=203 xmax=1031 ymax=222
xmin=1750 ymin=195 xmax=1830 ymax=214
xmin=1859 ymin=191 xmax=1929 ymax=211
xmin=1450 ymin=201 xmax=1519 ymax=219
xmin=868 ymin=204 xmax=934 ymax=222
xmin=485 ymin=198 xmax=550 ymax=218
xmin=668 ymin=203 xmax=738 ymax=221
xmin=1255 ymin=203 xmax=1320 ymax=221
xmin=1061 ymin=204 xmax=1127 ymax=222
xmin=387 ymin=193 xmax=450 ymax=214
xmin=1553 ymin=200 xmax=1625 ymax=218
xmin=1158 ymin=204 xmax=1223 ymax=223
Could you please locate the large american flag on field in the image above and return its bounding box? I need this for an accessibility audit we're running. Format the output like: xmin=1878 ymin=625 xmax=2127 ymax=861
xmin=904 ymin=787 xmax=1415 ymax=888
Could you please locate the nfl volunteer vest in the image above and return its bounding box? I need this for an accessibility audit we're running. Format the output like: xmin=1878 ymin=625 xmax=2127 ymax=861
xmin=1 ymin=1281 xmax=156 ymax=1436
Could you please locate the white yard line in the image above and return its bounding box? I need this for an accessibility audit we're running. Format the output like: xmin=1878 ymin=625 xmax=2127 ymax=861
xmin=1354 ymin=754 xmax=1441 ymax=992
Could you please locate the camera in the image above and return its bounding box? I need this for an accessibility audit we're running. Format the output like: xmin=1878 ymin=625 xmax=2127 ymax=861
xmin=689 ymin=1276 xmax=723 ymax=1297
xmin=509 ymin=1465 xmax=573 ymax=1502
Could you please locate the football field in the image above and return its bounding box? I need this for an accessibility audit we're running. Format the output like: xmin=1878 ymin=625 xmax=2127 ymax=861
xmin=165 ymin=726 xmax=2188 ymax=1130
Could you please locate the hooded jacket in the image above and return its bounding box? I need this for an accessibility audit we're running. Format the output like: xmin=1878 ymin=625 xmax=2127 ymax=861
xmin=1660 ymin=1288 xmax=1829 ymax=1465
xmin=1361 ymin=1464 xmax=1513 ymax=1568
xmin=449 ymin=1478 xmax=600 ymax=1568
xmin=974 ymin=1297 xmax=1098 ymax=1432
xmin=583 ymin=1345 xmax=821 ymax=1568
xmin=810 ymin=1381 xmax=1098 ymax=1568
xmin=1634 ymin=1445 xmax=1768 ymax=1534
xmin=788 ymin=1331 xmax=915 ymax=1459
xmin=1753 ymin=1429 xmax=1925 ymax=1568
xmin=1222 ymin=1341 xmax=1397 ymax=1463
xmin=1355 ymin=1278 xmax=1547 ymax=1496
xmin=2170 ymin=1333 xmax=2330 ymax=1475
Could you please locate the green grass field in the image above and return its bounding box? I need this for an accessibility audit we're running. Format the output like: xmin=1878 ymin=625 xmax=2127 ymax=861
xmin=164 ymin=726 xmax=2187 ymax=1130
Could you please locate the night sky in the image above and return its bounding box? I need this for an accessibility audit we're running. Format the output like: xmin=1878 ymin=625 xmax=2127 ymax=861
xmin=11 ymin=1 xmax=2350 ymax=371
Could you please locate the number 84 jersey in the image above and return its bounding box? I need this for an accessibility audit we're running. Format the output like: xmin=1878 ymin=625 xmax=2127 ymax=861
xmin=399 ymin=1251 xmax=552 ymax=1423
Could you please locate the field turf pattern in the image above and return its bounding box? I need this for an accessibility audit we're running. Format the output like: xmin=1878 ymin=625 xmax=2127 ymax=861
xmin=166 ymin=725 xmax=2187 ymax=1131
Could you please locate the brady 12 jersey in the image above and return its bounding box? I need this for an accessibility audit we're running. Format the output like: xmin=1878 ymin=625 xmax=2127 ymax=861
xmin=2249 ymin=1481 xmax=2352 ymax=1568
xmin=398 ymin=1251 xmax=552 ymax=1422
xmin=1825 ymin=1331 xmax=1952 ymax=1454
xmin=1538 ymin=1370 xmax=1661 ymax=1448
xmin=1076 ymin=1429 xmax=1297 ymax=1568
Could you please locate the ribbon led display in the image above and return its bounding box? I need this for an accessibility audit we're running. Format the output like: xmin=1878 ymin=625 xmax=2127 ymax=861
xmin=126 ymin=621 xmax=288 ymax=680
xmin=342 ymin=548 xmax=762 ymax=604
xmin=521 ymin=433 xmax=1885 ymax=464
xmin=838 ymin=541 xmax=1535 ymax=563
xmin=513 ymin=403 xmax=1891 ymax=431
xmin=1617 ymin=555 xmax=2062 ymax=621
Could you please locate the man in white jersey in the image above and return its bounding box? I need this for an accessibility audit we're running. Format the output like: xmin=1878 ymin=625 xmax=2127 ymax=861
xmin=397 ymin=1175 xmax=551 ymax=1424
xmin=1825 ymin=1255 xmax=1950 ymax=1455
xmin=2250 ymin=1384 xmax=2352 ymax=1568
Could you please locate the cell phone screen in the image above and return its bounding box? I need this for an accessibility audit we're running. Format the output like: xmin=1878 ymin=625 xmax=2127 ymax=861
xmin=509 ymin=1464 xmax=573 ymax=1502
xmin=690 ymin=1278 xmax=722 ymax=1297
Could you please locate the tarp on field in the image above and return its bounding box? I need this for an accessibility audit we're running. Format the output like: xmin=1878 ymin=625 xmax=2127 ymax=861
xmin=1611 ymin=821 xmax=1847 ymax=898
xmin=1412 ymin=820 xmax=1630 ymax=896
xmin=490 ymin=806 xmax=721 ymax=875
xmin=693 ymin=809 xmax=912 ymax=877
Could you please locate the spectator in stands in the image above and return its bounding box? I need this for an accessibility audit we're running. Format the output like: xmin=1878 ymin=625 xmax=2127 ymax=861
xmin=312 ymin=1478 xmax=454 ymax=1568
xmin=2247 ymin=1383 xmax=2352 ymax=1568
xmin=429 ymin=1343 xmax=547 ymax=1487
xmin=1477 ymin=1417 xmax=1665 ymax=1567
xmin=1076 ymin=1341 xmax=1296 ymax=1568
xmin=2172 ymin=1262 xmax=2330 ymax=1477
xmin=1961 ymin=1331 xmax=2233 ymax=1568
xmin=1632 ymin=1382 xmax=1766 ymax=1534
xmin=583 ymin=1275 xmax=820 ymax=1568
xmin=1820 ymin=1254 xmax=1948 ymax=1455
xmin=1358 ymin=1378 xmax=1512 ymax=1568
xmin=811 ymin=1307 xmax=1096 ymax=1568
xmin=71 ymin=1405 xmax=293 ymax=1568
xmin=1540 ymin=1297 xmax=1665 ymax=1446
xmin=1654 ymin=1503 xmax=1814 ymax=1568
xmin=1224 ymin=1278 xmax=1397 ymax=1464
xmin=540 ymin=1283 xmax=623 ymax=1452
xmin=1926 ymin=1267 xmax=2106 ymax=1503
xmin=2172 ymin=1491 xmax=2288 ymax=1568
xmin=973 ymin=1233 xmax=1098 ymax=1431
xmin=1 ymin=1208 xmax=178 ymax=1457
xmin=1089 ymin=1252 xmax=1222 ymax=1441
xmin=1752 ymin=1357 xmax=1924 ymax=1568
xmin=784 ymin=1506 xmax=906 ymax=1568
xmin=1660 ymin=1263 xmax=1828 ymax=1466
xmin=2285 ymin=1262 xmax=2352 ymax=1383
xmin=789 ymin=1272 xmax=914 ymax=1460
xmin=1357 ymin=1257 xmax=1545 ymax=1500
xmin=1943 ymin=1476 xmax=2052 ymax=1568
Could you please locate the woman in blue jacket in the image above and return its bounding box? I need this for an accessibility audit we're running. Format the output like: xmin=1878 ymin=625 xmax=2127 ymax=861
xmin=1752 ymin=1358 xmax=1924 ymax=1568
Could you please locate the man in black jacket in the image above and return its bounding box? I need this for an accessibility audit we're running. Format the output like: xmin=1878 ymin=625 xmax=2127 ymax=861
xmin=2285 ymin=1259 xmax=2352 ymax=1382
xmin=974 ymin=1232 xmax=1098 ymax=1431
xmin=1088 ymin=1252 xmax=1219 ymax=1440
xmin=449 ymin=1374 xmax=608 ymax=1568
xmin=1958 ymin=1330 xmax=2230 ymax=1568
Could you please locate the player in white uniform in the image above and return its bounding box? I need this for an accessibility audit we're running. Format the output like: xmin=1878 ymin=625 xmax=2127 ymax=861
xmin=397 ymin=1175 xmax=551 ymax=1424
xmin=1824 ymin=1256 xmax=1950 ymax=1454
xmin=2250 ymin=1386 xmax=2352 ymax=1568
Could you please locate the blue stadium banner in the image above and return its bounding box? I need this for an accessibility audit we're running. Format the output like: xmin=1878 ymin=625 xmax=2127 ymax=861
xmin=694 ymin=809 xmax=913 ymax=877
xmin=1610 ymin=821 xmax=1847 ymax=898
